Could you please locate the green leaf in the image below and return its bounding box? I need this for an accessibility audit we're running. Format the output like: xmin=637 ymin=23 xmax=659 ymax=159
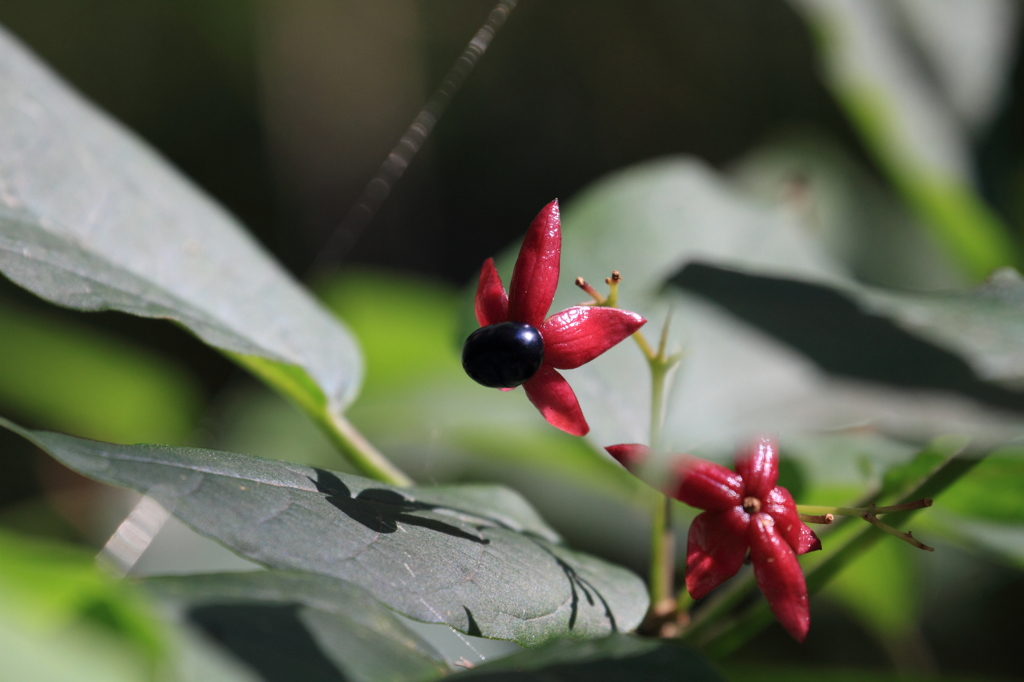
xmin=730 ymin=134 xmax=966 ymax=292
xmin=145 ymin=571 xmax=450 ymax=682
xmin=0 ymin=527 xmax=162 ymax=657
xmin=0 ymin=296 xmax=200 ymax=444
xmin=0 ymin=25 xmax=362 ymax=412
xmin=0 ymin=528 xmax=265 ymax=682
xmin=464 ymin=635 xmax=724 ymax=681
xmin=724 ymin=666 xmax=1007 ymax=682
xmin=937 ymin=451 xmax=1024 ymax=522
xmin=0 ymin=416 xmax=649 ymax=646
xmin=671 ymin=262 xmax=1024 ymax=446
xmin=787 ymin=0 xmax=1016 ymax=279
xmin=822 ymin=539 xmax=920 ymax=639
xmin=0 ymin=528 xmax=164 ymax=681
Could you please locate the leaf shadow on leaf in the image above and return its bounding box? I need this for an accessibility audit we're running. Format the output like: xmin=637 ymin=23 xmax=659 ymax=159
xmin=310 ymin=469 xmax=490 ymax=544
xmin=188 ymin=602 xmax=347 ymax=682
xmin=310 ymin=469 xmax=620 ymax=635
xmin=672 ymin=263 xmax=1024 ymax=412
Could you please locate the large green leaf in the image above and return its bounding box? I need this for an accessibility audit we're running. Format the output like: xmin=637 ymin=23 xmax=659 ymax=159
xmin=671 ymin=263 xmax=1024 ymax=445
xmin=145 ymin=571 xmax=450 ymax=682
xmin=730 ymin=134 xmax=965 ymax=292
xmin=0 ymin=25 xmax=361 ymax=412
xmin=0 ymin=528 xmax=263 ymax=682
xmin=1 ymin=417 xmax=648 ymax=646
xmin=786 ymin=0 xmax=1016 ymax=279
xmin=0 ymin=528 xmax=162 ymax=663
xmin=725 ymin=667 xmax=1007 ymax=682
xmin=0 ymin=296 xmax=200 ymax=444
xmin=464 ymin=635 xmax=723 ymax=681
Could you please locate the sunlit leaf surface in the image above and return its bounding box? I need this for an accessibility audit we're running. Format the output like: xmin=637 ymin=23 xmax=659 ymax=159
xmin=0 ymin=26 xmax=361 ymax=412
xmin=1 ymin=417 xmax=648 ymax=646
xmin=464 ymin=635 xmax=724 ymax=681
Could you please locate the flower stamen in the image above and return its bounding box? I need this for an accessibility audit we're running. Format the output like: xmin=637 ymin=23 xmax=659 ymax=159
xmin=742 ymin=496 xmax=762 ymax=514
xmin=574 ymin=276 xmax=606 ymax=304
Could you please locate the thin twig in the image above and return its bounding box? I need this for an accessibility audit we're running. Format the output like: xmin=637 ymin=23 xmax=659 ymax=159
xmin=312 ymin=1 xmax=519 ymax=272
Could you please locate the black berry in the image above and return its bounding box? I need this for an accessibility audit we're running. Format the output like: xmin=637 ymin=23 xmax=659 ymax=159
xmin=462 ymin=322 xmax=544 ymax=388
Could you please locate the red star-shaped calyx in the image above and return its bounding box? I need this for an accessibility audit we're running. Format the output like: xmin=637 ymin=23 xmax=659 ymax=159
xmin=606 ymin=437 xmax=819 ymax=642
xmin=466 ymin=200 xmax=646 ymax=436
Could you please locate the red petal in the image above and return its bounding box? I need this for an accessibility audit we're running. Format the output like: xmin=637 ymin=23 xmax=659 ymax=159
xmin=672 ymin=458 xmax=744 ymax=510
xmin=735 ymin=436 xmax=779 ymax=499
xmin=762 ymin=486 xmax=820 ymax=555
xmin=540 ymin=306 xmax=646 ymax=369
xmin=475 ymin=258 xmax=508 ymax=327
xmin=508 ymin=200 xmax=561 ymax=328
xmin=748 ymin=513 xmax=811 ymax=642
xmin=522 ymin=364 xmax=588 ymax=436
xmin=685 ymin=508 xmax=750 ymax=600
xmin=604 ymin=443 xmax=651 ymax=471
xmin=795 ymin=524 xmax=822 ymax=554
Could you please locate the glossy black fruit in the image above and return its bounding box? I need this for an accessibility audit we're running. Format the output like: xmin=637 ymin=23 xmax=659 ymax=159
xmin=462 ymin=321 xmax=544 ymax=388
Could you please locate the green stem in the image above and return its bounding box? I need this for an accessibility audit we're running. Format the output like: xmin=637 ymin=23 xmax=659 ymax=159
xmin=580 ymin=273 xmax=681 ymax=612
xmin=645 ymin=332 xmax=676 ymax=609
xmin=649 ymin=495 xmax=674 ymax=607
xmin=316 ymin=410 xmax=414 ymax=487
xmin=798 ymin=498 xmax=932 ymax=517
xmin=227 ymin=352 xmax=413 ymax=487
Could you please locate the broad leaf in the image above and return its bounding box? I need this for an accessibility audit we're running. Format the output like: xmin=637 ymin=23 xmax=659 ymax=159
xmin=937 ymin=451 xmax=1024 ymax=523
xmin=725 ymin=666 xmax=1008 ymax=682
xmin=0 ymin=296 xmax=200 ymax=444
xmin=1 ymin=417 xmax=648 ymax=646
xmin=464 ymin=635 xmax=723 ymax=681
xmin=786 ymin=0 xmax=1016 ymax=278
xmin=0 ymin=528 xmax=162 ymax=660
xmin=730 ymin=134 xmax=965 ymax=292
xmin=145 ymin=571 xmax=449 ymax=682
xmin=672 ymin=262 xmax=1024 ymax=444
xmin=0 ymin=528 xmax=263 ymax=682
xmin=0 ymin=25 xmax=361 ymax=412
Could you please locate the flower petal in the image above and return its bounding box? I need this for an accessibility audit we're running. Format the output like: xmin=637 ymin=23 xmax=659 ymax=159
xmin=604 ymin=443 xmax=651 ymax=472
xmin=763 ymin=486 xmax=820 ymax=555
xmin=508 ymin=200 xmax=561 ymax=328
xmin=475 ymin=258 xmax=508 ymax=327
xmin=540 ymin=306 xmax=646 ymax=369
xmin=794 ymin=524 xmax=822 ymax=555
xmin=735 ymin=436 xmax=779 ymax=499
xmin=522 ymin=364 xmax=588 ymax=436
xmin=685 ymin=508 xmax=750 ymax=600
xmin=672 ymin=458 xmax=744 ymax=510
xmin=748 ymin=513 xmax=811 ymax=643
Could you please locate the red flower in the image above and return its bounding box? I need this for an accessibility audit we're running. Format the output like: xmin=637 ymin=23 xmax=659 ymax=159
xmin=606 ymin=437 xmax=819 ymax=642
xmin=465 ymin=200 xmax=646 ymax=436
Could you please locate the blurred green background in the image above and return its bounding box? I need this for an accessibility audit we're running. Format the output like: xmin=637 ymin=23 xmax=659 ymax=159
xmin=2 ymin=1 xmax=1024 ymax=679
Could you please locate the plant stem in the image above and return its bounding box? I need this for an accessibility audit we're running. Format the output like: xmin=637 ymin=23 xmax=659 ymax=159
xmin=228 ymin=352 xmax=413 ymax=487
xmin=797 ymin=498 xmax=932 ymax=516
xmin=645 ymin=324 xmax=678 ymax=613
xmin=577 ymin=273 xmax=682 ymax=615
xmin=320 ymin=411 xmax=414 ymax=487
xmin=649 ymin=495 xmax=675 ymax=607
